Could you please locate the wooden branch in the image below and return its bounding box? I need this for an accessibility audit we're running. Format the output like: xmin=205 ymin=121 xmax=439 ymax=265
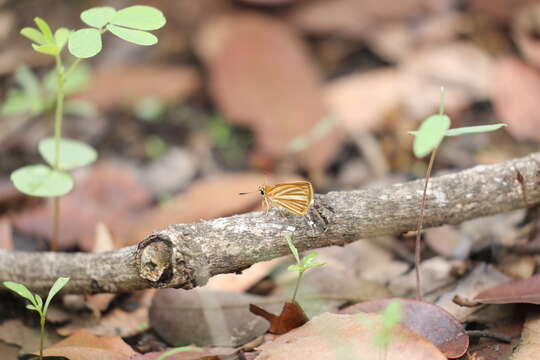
xmin=1 ymin=152 xmax=539 ymax=295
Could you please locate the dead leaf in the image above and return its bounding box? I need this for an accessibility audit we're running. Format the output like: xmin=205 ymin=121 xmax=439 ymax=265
xmin=125 ymin=172 xmax=274 ymax=245
xmin=58 ymin=290 xmax=155 ymax=338
xmin=150 ymin=288 xmax=279 ymax=347
xmin=75 ymin=65 xmax=200 ymax=110
xmin=250 ymin=301 xmax=309 ymax=334
xmin=11 ymin=161 xmax=150 ymax=250
xmin=206 ymin=257 xmax=284 ymax=292
xmin=125 ymin=347 xmax=236 ymax=360
xmin=493 ymin=57 xmax=540 ymax=141
xmin=42 ymin=329 xmax=136 ymax=360
xmin=469 ymin=0 xmax=539 ymax=21
xmin=475 ymin=273 xmax=540 ymax=305
xmin=0 ymin=217 xmax=13 ymax=250
xmin=0 ymin=319 xmax=62 ymax=355
xmin=256 ymin=312 xmax=447 ymax=360
xmin=340 ymin=298 xmax=469 ymax=358
xmin=436 ymin=263 xmax=511 ymax=321
xmin=195 ymin=12 xmax=343 ymax=176
xmin=325 ymin=69 xmax=402 ymax=134
xmin=0 ymin=340 xmax=19 ymax=360
xmin=425 ymin=225 xmax=472 ymax=259
xmin=508 ymin=311 xmax=540 ymax=359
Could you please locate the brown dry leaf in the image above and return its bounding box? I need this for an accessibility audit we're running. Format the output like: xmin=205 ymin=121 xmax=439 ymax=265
xmin=42 ymin=329 xmax=136 ymax=360
xmin=0 ymin=340 xmax=19 ymax=360
xmin=469 ymin=0 xmax=539 ymax=22
xmin=425 ymin=225 xmax=471 ymax=259
xmin=493 ymin=57 xmax=540 ymax=142
xmin=509 ymin=311 xmax=540 ymax=360
xmin=250 ymin=301 xmax=309 ymax=334
xmin=58 ymin=290 xmax=155 ymax=338
xmin=436 ymin=263 xmax=511 ymax=321
xmin=0 ymin=217 xmax=13 ymax=250
xmin=75 ymin=65 xmax=200 ymax=110
xmin=150 ymin=288 xmax=279 ymax=347
xmin=256 ymin=312 xmax=446 ymax=360
xmin=206 ymin=257 xmax=285 ymax=292
xmin=475 ymin=273 xmax=540 ymax=305
xmin=196 ymin=13 xmax=343 ymax=175
xmin=513 ymin=4 xmax=540 ymax=69
xmin=125 ymin=172 xmax=273 ymax=245
xmin=11 ymin=161 xmax=150 ymax=250
xmin=287 ymin=0 xmax=452 ymax=39
xmin=0 ymin=319 xmax=62 ymax=355
xmin=401 ymin=42 xmax=494 ymax=120
xmin=125 ymin=347 xmax=236 ymax=360
xmin=325 ymin=69 xmax=403 ymax=134
xmin=339 ymin=298 xmax=469 ymax=358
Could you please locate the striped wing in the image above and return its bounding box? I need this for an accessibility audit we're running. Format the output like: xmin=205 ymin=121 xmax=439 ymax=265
xmin=265 ymin=181 xmax=313 ymax=216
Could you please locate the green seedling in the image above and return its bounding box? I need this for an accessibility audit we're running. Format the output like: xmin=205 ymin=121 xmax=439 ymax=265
xmin=374 ymin=301 xmax=402 ymax=360
xmin=3 ymin=277 xmax=70 ymax=360
xmin=409 ymin=87 xmax=507 ymax=299
xmin=156 ymin=346 xmax=202 ymax=360
xmin=285 ymin=234 xmax=325 ymax=303
xmin=8 ymin=6 xmax=166 ymax=251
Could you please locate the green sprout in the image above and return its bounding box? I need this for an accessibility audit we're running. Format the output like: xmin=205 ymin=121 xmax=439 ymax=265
xmin=3 ymin=277 xmax=70 ymax=360
xmin=8 ymin=6 xmax=166 ymax=251
xmin=373 ymin=301 xmax=402 ymax=360
xmin=156 ymin=346 xmax=202 ymax=360
xmin=409 ymin=87 xmax=507 ymax=299
xmin=285 ymin=235 xmax=325 ymax=303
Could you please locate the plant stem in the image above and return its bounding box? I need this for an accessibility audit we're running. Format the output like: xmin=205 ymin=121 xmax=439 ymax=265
xmin=50 ymin=55 xmax=65 ymax=251
xmin=291 ymin=271 xmax=304 ymax=303
xmin=39 ymin=315 xmax=45 ymax=360
xmin=415 ymin=147 xmax=438 ymax=300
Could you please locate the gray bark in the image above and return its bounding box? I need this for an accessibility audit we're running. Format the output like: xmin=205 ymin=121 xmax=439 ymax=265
xmin=1 ymin=152 xmax=539 ymax=294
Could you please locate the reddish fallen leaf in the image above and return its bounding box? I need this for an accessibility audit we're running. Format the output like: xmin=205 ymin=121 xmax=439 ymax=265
xmin=256 ymin=312 xmax=446 ymax=360
xmin=196 ymin=13 xmax=343 ymax=176
xmin=475 ymin=273 xmax=540 ymax=305
xmin=42 ymin=329 xmax=136 ymax=360
xmin=11 ymin=161 xmax=150 ymax=250
xmin=339 ymin=298 xmax=469 ymax=358
xmin=250 ymin=301 xmax=309 ymax=335
xmin=75 ymin=65 xmax=200 ymax=110
xmin=125 ymin=347 xmax=236 ymax=360
xmin=0 ymin=217 xmax=13 ymax=250
xmin=125 ymin=172 xmax=279 ymax=245
xmin=0 ymin=319 xmax=62 ymax=355
xmin=493 ymin=57 xmax=540 ymax=142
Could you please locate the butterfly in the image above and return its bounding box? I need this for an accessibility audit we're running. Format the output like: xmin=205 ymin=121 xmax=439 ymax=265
xmin=241 ymin=181 xmax=314 ymax=216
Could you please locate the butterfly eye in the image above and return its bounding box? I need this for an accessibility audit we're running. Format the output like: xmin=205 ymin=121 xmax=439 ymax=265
xmin=259 ymin=188 xmax=265 ymax=195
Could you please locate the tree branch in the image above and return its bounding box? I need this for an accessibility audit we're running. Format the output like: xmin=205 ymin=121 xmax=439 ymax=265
xmin=1 ymin=152 xmax=539 ymax=294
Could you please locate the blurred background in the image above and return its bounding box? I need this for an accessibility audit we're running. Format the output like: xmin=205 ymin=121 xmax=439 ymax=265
xmin=1 ymin=0 xmax=539 ymax=251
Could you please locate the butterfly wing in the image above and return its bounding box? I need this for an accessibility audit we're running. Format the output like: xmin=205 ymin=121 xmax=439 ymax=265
xmin=266 ymin=181 xmax=313 ymax=216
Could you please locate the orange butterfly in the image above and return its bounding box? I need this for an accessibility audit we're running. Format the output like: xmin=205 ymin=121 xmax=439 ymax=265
xmin=241 ymin=181 xmax=314 ymax=216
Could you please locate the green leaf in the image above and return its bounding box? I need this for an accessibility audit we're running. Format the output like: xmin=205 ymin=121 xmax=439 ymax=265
xmin=32 ymin=43 xmax=59 ymax=56
xmin=33 ymin=17 xmax=54 ymax=43
xmin=444 ymin=124 xmax=507 ymax=137
xmin=54 ymin=28 xmax=71 ymax=50
xmin=11 ymin=164 xmax=74 ymax=197
xmin=68 ymin=28 xmax=102 ymax=58
xmin=45 ymin=63 xmax=91 ymax=96
xmin=285 ymin=235 xmax=300 ymax=264
xmin=39 ymin=137 xmax=97 ymax=170
xmin=26 ymin=304 xmax=38 ymax=311
xmin=34 ymin=294 xmax=43 ymax=309
xmin=156 ymin=346 xmax=201 ymax=360
xmin=43 ymin=277 xmax=70 ymax=315
xmin=81 ymin=7 xmax=117 ymax=28
xmin=106 ymin=24 xmax=157 ymax=46
xmin=110 ymin=5 xmax=166 ymax=30
xmin=20 ymin=27 xmax=47 ymax=45
xmin=381 ymin=300 xmax=402 ymax=329
xmin=300 ymin=252 xmax=318 ymax=265
xmin=1 ymin=89 xmax=32 ymax=115
xmin=287 ymin=264 xmax=301 ymax=272
xmin=3 ymin=281 xmax=36 ymax=304
xmin=412 ymin=114 xmax=451 ymax=158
